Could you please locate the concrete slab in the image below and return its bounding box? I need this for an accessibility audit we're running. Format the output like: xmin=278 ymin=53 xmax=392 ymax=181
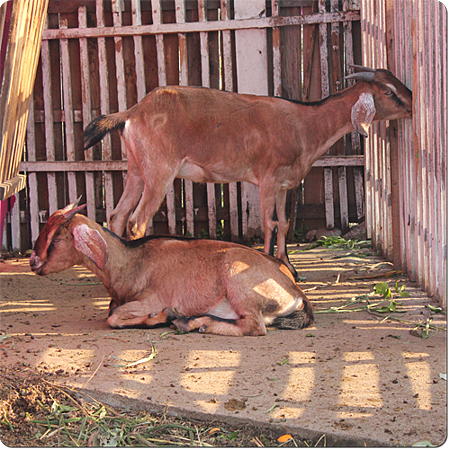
xmin=1 ymin=244 xmax=446 ymax=446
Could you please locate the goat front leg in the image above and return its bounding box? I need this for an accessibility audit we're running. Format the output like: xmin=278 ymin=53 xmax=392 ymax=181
xmin=107 ymin=298 xmax=171 ymax=329
xmin=127 ymin=166 xmax=180 ymax=240
xmin=260 ymin=186 xmax=299 ymax=280
xmin=110 ymin=151 xmax=145 ymax=237
xmin=260 ymin=185 xmax=278 ymax=257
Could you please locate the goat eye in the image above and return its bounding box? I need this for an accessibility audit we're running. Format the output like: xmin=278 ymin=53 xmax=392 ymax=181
xmin=53 ymin=238 xmax=61 ymax=243
xmin=385 ymin=90 xmax=393 ymax=96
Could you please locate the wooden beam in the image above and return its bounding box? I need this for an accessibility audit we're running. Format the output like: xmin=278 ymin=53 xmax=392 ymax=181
xmin=41 ymin=11 xmax=361 ymax=40
xmin=20 ymin=155 xmax=364 ymax=173
xmin=0 ymin=174 xmax=27 ymax=201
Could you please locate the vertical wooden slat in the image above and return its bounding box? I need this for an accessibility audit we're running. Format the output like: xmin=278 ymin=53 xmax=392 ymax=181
xmin=40 ymin=19 xmax=58 ymax=215
xmin=385 ymin=0 xmax=401 ymax=268
xmin=343 ymin=0 xmax=365 ymax=224
xmin=198 ymin=0 xmax=217 ymax=239
xmin=413 ymin=0 xmax=422 ymax=285
xmin=436 ymin=0 xmax=446 ymax=305
xmin=405 ymin=0 xmax=416 ymax=281
xmin=60 ymin=18 xmax=78 ymax=204
xmin=428 ymin=0 xmax=437 ymax=299
xmin=318 ymin=0 xmax=334 ymax=230
xmin=174 ymin=0 xmax=194 ymax=237
xmin=220 ymin=0 xmax=239 ymax=241
xmin=330 ymin=0 xmax=348 ymax=233
xmin=234 ymin=0 xmax=267 ymax=240
xmin=112 ymin=0 xmax=128 ymax=178
xmin=150 ymin=0 xmax=175 ymax=235
xmin=96 ymin=0 xmax=114 ymax=226
xmin=131 ymin=0 xmax=146 ymax=102
xmin=271 ymin=0 xmax=282 ymax=97
xmin=11 ymin=193 xmax=20 ymax=251
xmin=26 ymin=97 xmax=39 ymax=246
xmin=79 ymin=6 xmax=96 ymax=222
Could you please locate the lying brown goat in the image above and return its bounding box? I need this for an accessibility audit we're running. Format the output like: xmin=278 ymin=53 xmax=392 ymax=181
xmin=83 ymin=65 xmax=412 ymax=280
xmin=30 ymin=199 xmax=313 ymax=336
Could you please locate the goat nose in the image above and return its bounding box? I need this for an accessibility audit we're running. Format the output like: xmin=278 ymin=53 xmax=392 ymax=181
xmin=30 ymin=252 xmax=42 ymax=271
xmin=30 ymin=251 xmax=36 ymax=265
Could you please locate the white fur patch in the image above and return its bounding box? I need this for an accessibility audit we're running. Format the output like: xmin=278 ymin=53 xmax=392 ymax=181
xmin=207 ymin=299 xmax=240 ymax=320
xmin=351 ymin=93 xmax=375 ymax=137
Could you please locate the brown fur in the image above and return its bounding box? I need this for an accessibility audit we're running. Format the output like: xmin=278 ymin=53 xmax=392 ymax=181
xmin=30 ymin=202 xmax=314 ymax=336
xmin=82 ymin=68 xmax=412 ymax=280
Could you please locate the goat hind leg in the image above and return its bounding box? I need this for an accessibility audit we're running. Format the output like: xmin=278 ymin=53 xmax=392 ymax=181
xmin=173 ymin=313 xmax=267 ymax=336
xmin=274 ymin=191 xmax=300 ymax=281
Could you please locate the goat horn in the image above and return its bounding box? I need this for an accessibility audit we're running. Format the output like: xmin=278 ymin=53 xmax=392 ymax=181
xmin=61 ymin=195 xmax=83 ymax=214
xmin=345 ymin=72 xmax=376 ymax=83
xmin=62 ymin=196 xmax=86 ymax=221
xmin=349 ymin=64 xmax=377 ymax=73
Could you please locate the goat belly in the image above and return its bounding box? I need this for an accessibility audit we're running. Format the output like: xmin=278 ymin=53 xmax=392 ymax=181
xmin=206 ymin=299 xmax=240 ymax=321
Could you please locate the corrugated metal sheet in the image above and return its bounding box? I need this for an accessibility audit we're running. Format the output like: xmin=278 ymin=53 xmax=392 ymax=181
xmin=361 ymin=0 xmax=447 ymax=306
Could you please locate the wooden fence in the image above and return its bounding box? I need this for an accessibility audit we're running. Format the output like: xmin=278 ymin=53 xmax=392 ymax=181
xmin=360 ymin=0 xmax=447 ymax=306
xmin=3 ymin=0 xmax=365 ymax=252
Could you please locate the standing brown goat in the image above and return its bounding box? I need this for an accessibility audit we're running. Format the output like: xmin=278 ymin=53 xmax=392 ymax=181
xmin=83 ymin=65 xmax=412 ymax=280
xmin=30 ymin=199 xmax=313 ymax=336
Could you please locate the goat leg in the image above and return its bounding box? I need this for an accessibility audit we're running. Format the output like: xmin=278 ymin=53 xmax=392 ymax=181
xmin=172 ymin=312 xmax=267 ymax=336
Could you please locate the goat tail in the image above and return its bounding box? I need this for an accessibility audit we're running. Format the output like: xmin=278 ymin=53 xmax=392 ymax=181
xmin=272 ymin=298 xmax=314 ymax=330
xmin=82 ymin=112 xmax=127 ymax=150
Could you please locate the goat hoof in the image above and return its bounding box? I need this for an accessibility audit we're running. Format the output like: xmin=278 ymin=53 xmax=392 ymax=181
xmin=173 ymin=319 xmax=189 ymax=332
xmin=127 ymin=220 xmax=145 ymax=240
xmin=164 ymin=307 xmax=183 ymax=320
xmin=199 ymin=325 xmax=207 ymax=333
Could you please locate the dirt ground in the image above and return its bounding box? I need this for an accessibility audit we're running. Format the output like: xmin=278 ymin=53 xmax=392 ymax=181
xmin=0 ymin=242 xmax=447 ymax=447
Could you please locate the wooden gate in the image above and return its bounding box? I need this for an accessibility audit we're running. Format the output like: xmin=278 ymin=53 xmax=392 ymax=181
xmin=5 ymin=0 xmax=364 ymax=252
xmin=360 ymin=0 xmax=447 ymax=306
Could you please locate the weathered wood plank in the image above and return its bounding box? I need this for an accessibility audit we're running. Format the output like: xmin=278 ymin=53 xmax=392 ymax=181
xmin=96 ymin=0 xmax=114 ymax=227
xmin=40 ymin=18 xmax=58 ymax=215
xmin=131 ymin=0 xmax=146 ymax=102
xmin=78 ymin=5 xmax=97 ymax=222
xmin=21 ymin=155 xmax=365 ymax=173
xmin=25 ymin=98 xmax=40 ymax=245
xmin=175 ymin=0 xmax=194 ymax=237
xmin=60 ymin=18 xmax=78 ymax=204
xmin=198 ymin=0 xmax=217 ymax=239
xmin=151 ymin=0 xmax=175 ymax=235
xmin=220 ymin=0 xmax=239 ymax=241
xmin=235 ymin=0 xmax=267 ymax=240
xmin=41 ymin=11 xmax=361 ymax=40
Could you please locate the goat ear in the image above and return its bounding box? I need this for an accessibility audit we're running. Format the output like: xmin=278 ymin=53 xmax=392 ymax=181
xmin=72 ymin=223 xmax=108 ymax=269
xmin=351 ymin=93 xmax=376 ymax=137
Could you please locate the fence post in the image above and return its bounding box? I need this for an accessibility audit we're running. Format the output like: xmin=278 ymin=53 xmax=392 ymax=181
xmin=385 ymin=0 xmax=402 ymax=269
xmin=234 ymin=0 xmax=267 ymax=240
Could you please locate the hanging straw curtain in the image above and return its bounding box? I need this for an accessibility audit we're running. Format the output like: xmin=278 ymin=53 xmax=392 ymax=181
xmin=0 ymin=0 xmax=49 ymax=200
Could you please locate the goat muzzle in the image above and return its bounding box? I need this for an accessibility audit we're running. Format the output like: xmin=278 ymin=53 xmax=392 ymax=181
xmin=30 ymin=251 xmax=45 ymax=274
